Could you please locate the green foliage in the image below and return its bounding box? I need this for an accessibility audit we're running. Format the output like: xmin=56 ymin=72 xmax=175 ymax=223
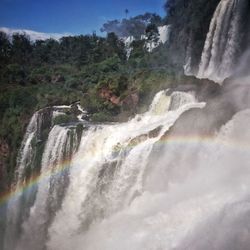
xmin=53 ymin=114 xmax=77 ymax=125
xmin=145 ymin=23 xmax=159 ymax=43
xmin=1 ymin=64 xmax=27 ymax=85
xmin=91 ymin=111 xmax=115 ymax=122
xmin=97 ymin=56 xmax=121 ymax=73
xmin=129 ymin=40 xmax=147 ymax=61
xmin=100 ymin=12 xmax=163 ymax=38
xmin=11 ymin=33 xmax=33 ymax=65
xmin=0 ymin=32 xmax=11 ymax=68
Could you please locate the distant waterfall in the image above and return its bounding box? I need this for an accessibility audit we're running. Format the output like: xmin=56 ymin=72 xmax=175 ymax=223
xmin=145 ymin=25 xmax=171 ymax=52
xmin=197 ymin=0 xmax=248 ymax=83
xmin=183 ymin=35 xmax=193 ymax=76
xmin=159 ymin=25 xmax=171 ymax=44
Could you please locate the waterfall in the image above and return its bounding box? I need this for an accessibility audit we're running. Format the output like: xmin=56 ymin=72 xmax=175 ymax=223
xmin=16 ymin=108 xmax=52 ymax=183
xmin=158 ymin=25 xmax=171 ymax=45
xmin=3 ymin=107 xmax=82 ymax=250
xmin=49 ymin=107 xmax=250 ymax=250
xmin=145 ymin=25 xmax=171 ymax=52
xmin=15 ymin=125 xmax=80 ymax=250
xmin=3 ymin=108 xmax=52 ymax=250
xmin=197 ymin=0 xmax=248 ymax=83
xmin=5 ymin=88 xmax=250 ymax=250
xmin=169 ymin=91 xmax=196 ymax=111
xmin=46 ymin=92 xmax=204 ymax=250
xmin=2 ymin=90 xmax=205 ymax=250
xmin=148 ymin=90 xmax=196 ymax=115
xmin=148 ymin=90 xmax=172 ymax=115
xmin=183 ymin=33 xmax=194 ymax=76
xmin=124 ymin=25 xmax=171 ymax=56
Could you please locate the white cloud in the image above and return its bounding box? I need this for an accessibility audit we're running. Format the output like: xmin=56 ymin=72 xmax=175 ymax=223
xmin=0 ymin=27 xmax=72 ymax=41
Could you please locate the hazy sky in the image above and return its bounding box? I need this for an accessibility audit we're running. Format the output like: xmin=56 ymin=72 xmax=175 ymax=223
xmin=0 ymin=0 xmax=166 ymax=35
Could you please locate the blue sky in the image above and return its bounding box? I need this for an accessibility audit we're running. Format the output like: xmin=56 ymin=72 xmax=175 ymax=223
xmin=0 ymin=0 xmax=166 ymax=35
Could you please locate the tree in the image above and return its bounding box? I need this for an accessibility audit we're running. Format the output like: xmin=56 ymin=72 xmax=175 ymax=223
xmin=129 ymin=40 xmax=146 ymax=59
xmin=125 ymin=9 xmax=129 ymax=19
xmin=100 ymin=13 xmax=163 ymax=38
xmin=106 ymin=32 xmax=126 ymax=60
xmin=0 ymin=32 xmax=11 ymax=68
xmin=11 ymin=33 xmax=32 ymax=65
xmin=145 ymin=24 xmax=159 ymax=44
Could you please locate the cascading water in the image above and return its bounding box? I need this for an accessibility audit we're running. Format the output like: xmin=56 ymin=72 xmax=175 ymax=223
xmin=49 ymin=105 xmax=250 ymax=250
xmin=2 ymin=90 xmax=204 ymax=250
xmin=169 ymin=91 xmax=196 ymax=111
xmin=46 ymin=91 xmax=204 ymax=250
xmin=15 ymin=109 xmax=52 ymax=184
xmin=3 ymin=86 xmax=250 ymax=250
xmin=3 ymin=108 xmax=82 ymax=250
xmin=158 ymin=25 xmax=171 ymax=45
xmin=2 ymin=1 xmax=250 ymax=248
xmin=146 ymin=25 xmax=171 ymax=52
xmin=3 ymin=108 xmax=52 ymax=250
xmin=183 ymin=35 xmax=193 ymax=76
xmin=15 ymin=125 xmax=80 ymax=250
xmin=197 ymin=0 xmax=249 ymax=83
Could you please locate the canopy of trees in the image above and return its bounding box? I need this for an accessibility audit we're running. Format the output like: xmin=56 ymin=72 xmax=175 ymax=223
xmin=100 ymin=12 xmax=163 ymax=39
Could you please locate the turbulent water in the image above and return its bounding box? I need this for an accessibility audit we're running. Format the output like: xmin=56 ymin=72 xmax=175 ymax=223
xmin=3 ymin=1 xmax=250 ymax=248
xmin=3 ymin=109 xmax=52 ymax=250
xmin=2 ymin=90 xmax=205 ymax=250
xmin=85 ymin=108 xmax=250 ymax=250
xmin=3 ymin=107 xmax=82 ymax=250
xmin=3 ymin=81 xmax=250 ymax=250
xmin=197 ymin=0 xmax=249 ymax=83
xmin=16 ymin=125 xmax=79 ymax=250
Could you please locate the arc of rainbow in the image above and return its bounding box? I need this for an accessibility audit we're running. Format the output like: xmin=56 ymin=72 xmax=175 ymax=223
xmin=0 ymin=134 xmax=249 ymax=207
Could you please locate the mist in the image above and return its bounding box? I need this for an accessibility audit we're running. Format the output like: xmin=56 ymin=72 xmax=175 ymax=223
xmin=45 ymin=106 xmax=250 ymax=250
xmin=2 ymin=0 xmax=250 ymax=249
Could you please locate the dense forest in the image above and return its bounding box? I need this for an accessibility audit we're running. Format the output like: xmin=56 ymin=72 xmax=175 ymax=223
xmin=0 ymin=0 xmax=222 ymax=191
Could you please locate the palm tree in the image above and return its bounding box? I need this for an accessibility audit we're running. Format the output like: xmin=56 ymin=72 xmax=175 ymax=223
xmin=125 ymin=9 xmax=129 ymax=19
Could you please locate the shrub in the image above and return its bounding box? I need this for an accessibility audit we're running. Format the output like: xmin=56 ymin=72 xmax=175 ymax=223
xmin=53 ymin=114 xmax=77 ymax=125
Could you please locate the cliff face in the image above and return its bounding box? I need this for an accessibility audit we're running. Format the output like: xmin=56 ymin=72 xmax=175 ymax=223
xmin=99 ymin=86 xmax=139 ymax=109
xmin=0 ymin=139 xmax=9 ymax=191
xmin=165 ymin=0 xmax=221 ymax=72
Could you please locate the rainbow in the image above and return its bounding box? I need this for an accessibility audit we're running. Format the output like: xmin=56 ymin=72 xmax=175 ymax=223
xmin=0 ymin=158 xmax=72 ymax=208
xmin=0 ymin=134 xmax=249 ymax=208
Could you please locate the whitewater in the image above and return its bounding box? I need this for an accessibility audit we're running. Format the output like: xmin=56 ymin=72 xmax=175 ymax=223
xmin=197 ymin=0 xmax=248 ymax=83
xmin=48 ymin=100 xmax=250 ymax=250
xmin=3 ymin=85 xmax=250 ymax=250
xmin=3 ymin=0 xmax=250 ymax=249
